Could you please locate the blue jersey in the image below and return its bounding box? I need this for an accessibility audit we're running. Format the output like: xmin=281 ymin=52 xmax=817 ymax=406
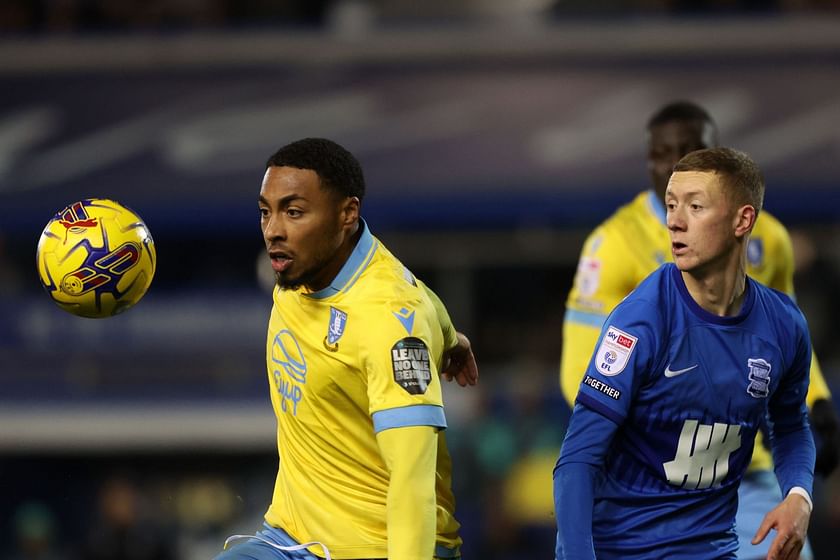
xmin=555 ymin=263 xmax=814 ymax=559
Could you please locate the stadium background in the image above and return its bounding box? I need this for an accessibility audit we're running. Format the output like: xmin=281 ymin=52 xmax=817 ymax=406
xmin=2 ymin=1 xmax=840 ymax=558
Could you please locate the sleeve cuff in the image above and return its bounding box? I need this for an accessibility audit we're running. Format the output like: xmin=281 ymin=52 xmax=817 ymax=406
xmin=787 ymin=486 xmax=813 ymax=513
xmin=371 ymin=404 xmax=447 ymax=433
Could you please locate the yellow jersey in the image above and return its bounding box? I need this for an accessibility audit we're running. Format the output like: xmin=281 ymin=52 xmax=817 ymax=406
xmin=561 ymin=190 xmax=831 ymax=471
xmin=264 ymin=221 xmax=461 ymax=558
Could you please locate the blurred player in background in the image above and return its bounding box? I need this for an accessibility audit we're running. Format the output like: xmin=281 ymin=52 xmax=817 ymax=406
xmin=555 ymin=147 xmax=816 ymax=559
xmin=559 ymin=101 xmax=838 ymax=559
xmin=215 ymin=138 xmax=478 ymax=560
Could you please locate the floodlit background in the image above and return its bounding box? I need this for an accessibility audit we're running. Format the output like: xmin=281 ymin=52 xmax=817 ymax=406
xmin=2 ymin=1 xmax=840 ymax=558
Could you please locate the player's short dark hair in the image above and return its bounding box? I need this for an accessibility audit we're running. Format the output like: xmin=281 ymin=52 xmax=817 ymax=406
xmin=647 ymin=101 xmax=715 ymax=130
xmin=674 ymin=147 xmax=764 ymax=214
xmin=266 ymin=138 xmax=366 ymax=201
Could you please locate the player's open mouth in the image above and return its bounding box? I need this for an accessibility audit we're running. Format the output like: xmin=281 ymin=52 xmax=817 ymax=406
xmin=269 ymin=252 xmax=293 ymax=272
xmin=672 ymin=242 xmax=688 ymax=255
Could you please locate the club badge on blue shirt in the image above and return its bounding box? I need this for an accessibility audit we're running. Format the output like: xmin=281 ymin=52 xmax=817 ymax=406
xmin=746 ymin=358 xmax=771 ymax=398
xmin=324 ymin=306 xmax=348 ymax=352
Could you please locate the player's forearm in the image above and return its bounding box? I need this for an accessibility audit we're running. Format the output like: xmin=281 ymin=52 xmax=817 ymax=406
xmin=554 ymin=461 xmax=597 ymax=560
xmin=554 ymin=404 xmax=618 ymax=560
xmin=771 ymin=421 xmax=816 ymax=498
xmin=376 ymin=425 xmax=438 ymax=560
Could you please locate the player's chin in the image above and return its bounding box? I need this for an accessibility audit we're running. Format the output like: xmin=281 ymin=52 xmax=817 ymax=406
xmin=275 ymin=271 xmax=303 ymax=291
xmin=672 ymin=255 xmax=696 ymax=272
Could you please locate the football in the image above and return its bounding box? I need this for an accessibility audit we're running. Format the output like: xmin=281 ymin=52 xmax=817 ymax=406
xmin=36 ymin=199 xmax=156 ymax=318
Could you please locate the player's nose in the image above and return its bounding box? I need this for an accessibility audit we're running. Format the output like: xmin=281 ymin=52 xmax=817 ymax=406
xmin=262 ymin=214 xmax=287 ymax=241
xmin=666 ymin=206 xmax=686 ymax=231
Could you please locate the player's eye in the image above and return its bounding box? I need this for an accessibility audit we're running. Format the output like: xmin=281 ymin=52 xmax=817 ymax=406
xmin=287 ymin=208 xmax=303 ymax=218
xmin=259 ymin=207 xmax=269 ymax=218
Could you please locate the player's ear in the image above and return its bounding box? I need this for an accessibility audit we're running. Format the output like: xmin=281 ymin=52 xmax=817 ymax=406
xmin=734 ymin=204 xmax=756 ymax=238
xmin=340 ymin=196 xmax=360 ymax=227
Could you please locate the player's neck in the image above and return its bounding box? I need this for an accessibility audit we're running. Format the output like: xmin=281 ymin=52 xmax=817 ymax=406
xmin=304 ymin=222 xmax=362 ymax=292
xmin=680 ymin=257 xmax=748 ymax=317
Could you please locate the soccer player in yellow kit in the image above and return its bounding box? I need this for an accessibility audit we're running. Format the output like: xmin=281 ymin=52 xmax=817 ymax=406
xmin=560 ymin=101 xmax=838 ymax=560
xmin=216 ymin=138 xmax=477 ymax=560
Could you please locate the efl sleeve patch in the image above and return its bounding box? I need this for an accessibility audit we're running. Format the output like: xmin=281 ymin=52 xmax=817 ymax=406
xmin=391 ymin=337 xmax=432 ymax=395
xmin=594 ymin=325 xmax=637 ymax=376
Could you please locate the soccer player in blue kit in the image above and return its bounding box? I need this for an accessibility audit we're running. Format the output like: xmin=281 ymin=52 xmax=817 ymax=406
xmin=554 ymin=147 xmax=815 ymax=560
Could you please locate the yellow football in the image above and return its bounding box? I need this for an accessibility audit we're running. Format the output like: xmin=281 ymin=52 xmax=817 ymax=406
xmin=36 ymin=199 xmax=156 ymax=318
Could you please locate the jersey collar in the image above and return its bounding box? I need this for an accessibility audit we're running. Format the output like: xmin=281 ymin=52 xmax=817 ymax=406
xmin=646 ymin=189 xmax=667 ymax=225
xmin=671 ymin=264 xmax=755 ymax=325
xmin=306 ymin=219 xmax=378 ymax=300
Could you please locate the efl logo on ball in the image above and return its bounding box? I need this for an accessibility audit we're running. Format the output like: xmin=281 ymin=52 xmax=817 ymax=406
xmin=36 ymin=199 xmax=156 ymax=318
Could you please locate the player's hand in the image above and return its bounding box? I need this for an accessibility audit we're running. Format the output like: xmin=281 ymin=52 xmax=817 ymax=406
xmin=751 ymin=492 xmax=811 ymax=560
xmin=441 ymin=332 xmax=478 ymax=387
xmin=811 ymin=398 xmax=840 ymax=477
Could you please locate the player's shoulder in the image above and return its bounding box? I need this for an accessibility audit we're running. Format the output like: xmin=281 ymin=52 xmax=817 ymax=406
xmin=751 ymin=279 xmax=805 ymax=324
xmin=353 ymin=240 xmax=427 ymax=306
xmin=752 ymin=279 xmax=797 ymax=307
xmin=632 ymin=262 xmax=673 ymax=296
xmin=611 ymin=263 xmax=673 ymax=317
